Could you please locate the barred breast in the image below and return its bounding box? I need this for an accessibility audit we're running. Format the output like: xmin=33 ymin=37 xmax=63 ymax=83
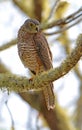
xmin=17 ymin=24 xmax=55 ymax=110
xmin=17 ymin=35 xmax=43 ymax=73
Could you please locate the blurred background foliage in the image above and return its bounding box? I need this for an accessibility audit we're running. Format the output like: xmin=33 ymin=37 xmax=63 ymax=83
xmin=0 ymin=0 xmax=82 ymax=130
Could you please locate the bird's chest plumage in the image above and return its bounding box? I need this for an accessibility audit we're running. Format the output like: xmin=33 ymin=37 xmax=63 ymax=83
xmin=18 ymin=33 xmax=43 ymax=73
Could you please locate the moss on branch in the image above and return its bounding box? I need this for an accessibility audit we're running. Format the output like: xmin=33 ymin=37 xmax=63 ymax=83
xmin=0 ymin=34 xmax=82 ymax=92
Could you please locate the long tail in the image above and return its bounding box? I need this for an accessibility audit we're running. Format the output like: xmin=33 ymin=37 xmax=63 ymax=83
xmin=42 ymin=83 xmax=55 ymax=110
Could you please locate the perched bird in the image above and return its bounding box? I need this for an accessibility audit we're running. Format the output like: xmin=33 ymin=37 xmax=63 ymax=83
xmin=17 ymin=19 xmax=55 ymax=110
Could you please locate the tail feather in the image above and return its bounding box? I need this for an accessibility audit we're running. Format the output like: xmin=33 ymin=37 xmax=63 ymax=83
xmin=42 ymin=83 xmax=55 ymax=110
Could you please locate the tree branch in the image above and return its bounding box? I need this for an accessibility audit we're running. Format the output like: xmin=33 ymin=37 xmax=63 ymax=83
xmin=41 ymin=7 xmax=82 ymax=29
xmin=0 ymin=7 xmax=82 ymax=52
xmin=20 ymin=92 xmax=76 ymax=130
xmin=0 ymin=34 xmax=82 ymax=92
xmin=0 ymin=39 xmax=17 ymax=51
xmin=44 ymin=18 xmax=82 ymax=35
xmin=45 ymin=0 xmax=60 ymax=21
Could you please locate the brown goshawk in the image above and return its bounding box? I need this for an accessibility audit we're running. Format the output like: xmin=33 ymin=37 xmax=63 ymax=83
xmin=17 ymin=19 xmax=55 ymax=110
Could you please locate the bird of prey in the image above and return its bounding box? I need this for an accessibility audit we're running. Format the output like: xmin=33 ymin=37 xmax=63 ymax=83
xmin=17 ymin=19 xmax=55 ymax=110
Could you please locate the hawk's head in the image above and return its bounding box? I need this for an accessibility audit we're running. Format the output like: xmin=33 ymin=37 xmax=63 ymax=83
xmin=23 ymin=19 xmax=40 ymax=33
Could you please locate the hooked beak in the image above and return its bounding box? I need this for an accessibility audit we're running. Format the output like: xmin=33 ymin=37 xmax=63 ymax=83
xmin=36 ymin=25 xmax=39 ymax=32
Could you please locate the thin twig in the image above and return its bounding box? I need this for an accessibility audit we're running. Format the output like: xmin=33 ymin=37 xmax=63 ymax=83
xmin=44 ymin=18 xmax=82 ymax=35
xmin=5 ymin=101 xmax=15 ymax=130
xmin=46 ymin=0 xmax=60 ymax=21
xmin=41 ymin=7 xmax=82 ymax=29
xmin=65 ymin=6 xmax=82 ymax=24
